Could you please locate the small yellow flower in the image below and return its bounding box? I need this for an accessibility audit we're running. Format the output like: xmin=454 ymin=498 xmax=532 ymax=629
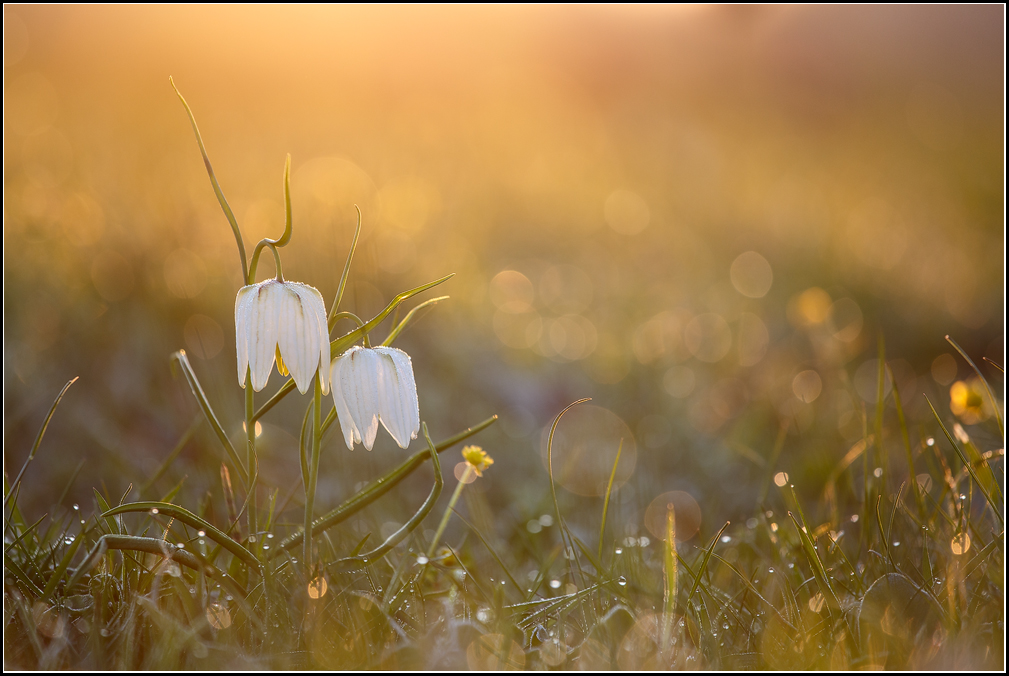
xmin=462 ymin=445 xmax=494 ymax=477
xmin=949 ymin=378 xmax=990 ymax=425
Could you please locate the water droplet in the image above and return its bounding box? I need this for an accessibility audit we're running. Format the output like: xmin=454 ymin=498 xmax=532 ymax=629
xmin=266 ymin=533 xmax=274 ymax=539
xmin=248 ymin=535 xmax=256 ymax=543
xmin=72 ymin=504 xmax=80 ymax=511
xmin=197 ymin=530 xmax=206 ymax=537
xmin=926 ymin=437 xmax=935 ymax=446
xmin=720 ymin=535 xmax=731 ymax=543
xmin=262 ymin=545 xmax=270 ymax=550
xmin=850 ymin=514 xmax=859 ymax=523
xmin=549 ymin=579 xmax=562 ymax=589
xmin=614 ymin=547 xmax=623 ymax=555
xmin=617 ymin=576 xmax=627 ymax=586
xmin=416 ymin=555 xmax=429 ymax=565
xmin=892 ymin=541 xmax=900 ymax=547
xmin=198 ymin=539 xmax=205 ymax=546
xmin=873 ymin=467 xmax=883 ymax=478
xmin=64 ymin=537 xmax=74 ymax=545
xmin=768 ymin=567 xmax=775 ymax=574
xmin=150 ymin=508 xmax=159 ymax=515
xmin=176 ymin=543 xmax=185 ymax=549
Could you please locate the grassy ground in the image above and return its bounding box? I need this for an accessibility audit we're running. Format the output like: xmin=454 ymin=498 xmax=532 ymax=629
xmin=3 ymin=341 xmax=1003 ymax=670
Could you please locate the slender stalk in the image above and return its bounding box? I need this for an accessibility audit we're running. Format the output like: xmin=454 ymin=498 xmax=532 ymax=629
xmin=304 ymin=376 xmax=323 ymax=570
xmin=427 ymin=465 xmax=473 ymax=559
xmin=245 ymin=370 xmax=258 ymax=553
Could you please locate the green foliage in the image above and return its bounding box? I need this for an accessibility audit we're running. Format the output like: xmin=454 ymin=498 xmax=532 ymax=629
xmin=4 ymin=349 xmax=1002 ymax=669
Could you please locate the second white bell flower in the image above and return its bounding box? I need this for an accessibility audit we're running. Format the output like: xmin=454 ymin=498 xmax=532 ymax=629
xmin=235 ymin=279 xmax=331 ymax=395
xmin=331 ymin=346 xmax=420 ymax=450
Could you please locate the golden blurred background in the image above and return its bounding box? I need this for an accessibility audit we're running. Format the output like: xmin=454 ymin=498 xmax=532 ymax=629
xmin=4 ymin=6 xmax=1004 ymax=535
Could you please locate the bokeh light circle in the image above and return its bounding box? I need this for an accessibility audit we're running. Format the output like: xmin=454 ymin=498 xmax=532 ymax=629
xmin=644 ymin=490 xmax=701 ymax=542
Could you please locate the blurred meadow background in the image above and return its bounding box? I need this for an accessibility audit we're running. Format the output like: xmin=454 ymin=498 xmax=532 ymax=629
xmin=2 ymin=5 xmax=1005 ymax=668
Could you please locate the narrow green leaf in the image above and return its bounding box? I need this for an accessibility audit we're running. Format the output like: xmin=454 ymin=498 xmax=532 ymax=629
xmin=4 ymin=377 xmax=77 ymax=508
xmin=382 ymin=296 xmax=450 ymax=346
xmin=329 ymin=204 xmax=363 ymax=323
xmin=274 ymin=415 xmax=496 ymax=557
xmin=329 ymin=422 xmax=443 ymax=570
xmin=946 ymin=335 xmax=1004 ymax=438
xmin=170 ymin=350 xmax=248 ymax=485
xmin=41 ymin=532 xmax=84 ymax=601
xmin=101 ymin=501 xmax=258 ymax=569
xmin=598 ymin=439 xmax=623 ymax=560
xmin=686 ymin=521 xmax=730 ymax=606
xmin=926 ymin=396 xmax=1003 ymax=526
xmin=170 ymin=77 xmax=248 ymax=283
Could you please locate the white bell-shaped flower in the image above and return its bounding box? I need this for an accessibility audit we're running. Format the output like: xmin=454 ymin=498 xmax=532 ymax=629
xmin=330 ymin=345 xmax=420 ymax=450
xmin=235 ymin=279 xmax=330 ymax=395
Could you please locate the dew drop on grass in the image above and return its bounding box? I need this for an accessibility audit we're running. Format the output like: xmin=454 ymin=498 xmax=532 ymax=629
xmin=176 ymin=543 xmax=184 ymax=549
xmin=248 ymin=535 xmax=256 ymax=543
xmin=720 ymin=535 xmax=731 ymax=543
xmin=72 ymin=504 xmax=79 ymax=511
xmin=549 ymin=579 xmax=562 ymax=589
xmin=873 ymin=467 xmax=883 ymax=478
xmin=262 ymin=545 xmax=269 ymax=550
xmin=850 ymin=515 xmax=859 ymax=522
xmin=150 ymin=508 xmax=159 ymax=515
xmin=197 ymin=530 xmax=206 ymax=537
xmin=416 ymin=555 xmax=429 ymax=565
xmin=892 ymin=541 xmax=900 ymax=547
xmin=614 ymin=547 xmax=623 ymax=555
xmin=926 ymin=437 xmax=935 ymax=446
xmin=266 ymin=533 xmax=274 ymax=539
xmin=617 ymin=576 xmax=627 ymax=586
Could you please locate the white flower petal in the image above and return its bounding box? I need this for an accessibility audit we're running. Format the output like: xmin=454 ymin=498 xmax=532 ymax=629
xmin=341 ymin=347 xmax=381 ymax=451
xmin=290 ymin=283 xmax=330 ymax=395
xmin=278 ymin=284 xmax=312 ymax=394
xmin=235 ymin=285 xmax=257 ymax=387
xmin=249 ymin=281 xmax=280 ymax=391
xmin=330 ymin=354 xmax=358 ymax=450
xmin=374 ymin=347 xmax=420 ymax=448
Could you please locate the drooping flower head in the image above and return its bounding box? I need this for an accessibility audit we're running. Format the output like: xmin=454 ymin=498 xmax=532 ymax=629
xmin=330 ymin=345 xmax=420 ymax=450
xmin=235 ymin=279 xmax=330 ymax=395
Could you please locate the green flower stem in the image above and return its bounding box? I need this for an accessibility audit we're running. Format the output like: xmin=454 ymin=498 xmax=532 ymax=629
xmin=247 ymin=241 xmax=285 ymax=285
xmin=304 ymin=375 xmax=323 ymax=570
xmin=330 ymin=311 xmax=370 ymax=347
xmin=245 ymin=370 xmax=258 ymax=554
xmin=427 ymin=464 xmax=473 ymax=559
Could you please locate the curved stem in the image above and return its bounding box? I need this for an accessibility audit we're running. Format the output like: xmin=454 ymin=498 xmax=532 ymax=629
xmin=247 ymin=241 xmax=285 ymax=284
xmin=331 ymin=311 xmax=370 ymax=347
xmin=244 ymin=155 xmax=294 ymax=284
